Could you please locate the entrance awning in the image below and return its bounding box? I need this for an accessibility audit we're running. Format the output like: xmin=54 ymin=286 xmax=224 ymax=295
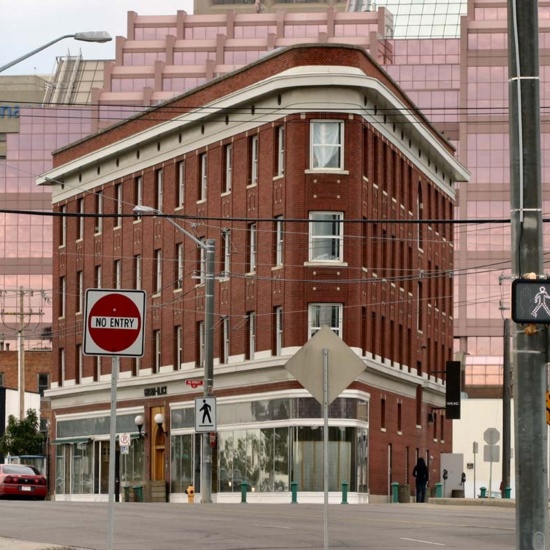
xmin=51 ymin=437 xmax=92 ymax=445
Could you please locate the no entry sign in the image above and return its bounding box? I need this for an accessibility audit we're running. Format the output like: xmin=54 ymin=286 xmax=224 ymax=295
xmin=84 ymin=289 xmax=146 ymax=357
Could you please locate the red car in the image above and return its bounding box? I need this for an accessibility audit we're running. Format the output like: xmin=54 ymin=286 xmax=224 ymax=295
xmin=0 ymin=464 xmax=47 ymax=500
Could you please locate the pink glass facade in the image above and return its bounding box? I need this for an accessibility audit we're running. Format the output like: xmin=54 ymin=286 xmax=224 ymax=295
xmin=1 ymin=1 xmax=540 ymax=388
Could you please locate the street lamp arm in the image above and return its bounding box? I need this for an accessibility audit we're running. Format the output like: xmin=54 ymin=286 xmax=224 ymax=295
xmin=0 ymin=31 xmax=112 ymax=74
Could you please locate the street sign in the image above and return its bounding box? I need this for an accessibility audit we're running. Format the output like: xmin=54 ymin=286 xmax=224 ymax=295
xmin=512 ymin=279 xmax=550 ymax=323
xmin=119 ymin=433 xmax=131 ymax=447
xmin=195 ymin=397 xmax=216 ymax=432
xmin=484 ymin=427 xmax=500 ymax=445
xmin=483 ymin=445 xmax=500 ymax=462
xmin=120 ymin=445 xmax=129 ymax=455
xmin=84 ymin=289 xmax=146 ymax=357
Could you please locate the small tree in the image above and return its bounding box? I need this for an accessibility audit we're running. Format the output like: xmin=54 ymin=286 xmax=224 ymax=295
xmin=0 ymin=409 xmax=44 ymax=456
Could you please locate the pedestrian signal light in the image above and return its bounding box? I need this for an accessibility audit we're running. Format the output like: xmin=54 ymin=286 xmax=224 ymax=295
xmin=512 ymin=279 xmax=550 ymax=324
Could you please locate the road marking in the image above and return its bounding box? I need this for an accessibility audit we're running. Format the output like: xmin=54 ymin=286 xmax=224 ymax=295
xmin=401 ymin=538 xmax=445 ymax=546
xmin=252 ymin=523 xmax=292 ymax=530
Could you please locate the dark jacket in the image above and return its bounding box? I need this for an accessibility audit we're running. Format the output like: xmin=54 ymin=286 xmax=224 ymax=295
xmin=413 ymin=458 xmax=429 ymax=484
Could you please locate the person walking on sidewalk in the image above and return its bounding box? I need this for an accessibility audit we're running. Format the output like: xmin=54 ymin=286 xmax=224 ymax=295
xmin=413 ymin=457 xmax=429 ymax=503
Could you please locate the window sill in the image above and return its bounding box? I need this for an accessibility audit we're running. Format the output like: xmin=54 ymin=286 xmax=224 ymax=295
xmin=271 ymin=265 xmax=283 ymax=271
xmin=173 ymin=288 xmax=183 ymax=293
xmin=304 ymin=261 xmax=348 ymax=267
xmin=273 ymin=174 xmax=284 ymax=181
xmin=221 ymin=191 xmax=232 ymax=197
xmin=245 ymin=271 xmax=257 ymax=277
xmin=380 ymin=428 xmax=386 ymax=433
xmin=196 ymin=199 xmax=206 ymax=204
xmin=174 ymin=206 xmax=184 ymax=211
xmin=305 ymin=169 xmax=349 ymax=175
xmin=246 ymin=183 xmax=258 ymax=189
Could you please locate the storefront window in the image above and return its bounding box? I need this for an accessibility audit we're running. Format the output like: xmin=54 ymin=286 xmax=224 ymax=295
xmin=71 ymin=441 xmax=93 ymax=494
xmin=170 ymin=434 xmax=193 ymax=493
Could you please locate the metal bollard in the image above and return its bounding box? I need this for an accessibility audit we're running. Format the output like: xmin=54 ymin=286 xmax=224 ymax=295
xmin=291 ymin=481 xmax=298 ymax=504
xmin=391 ymin=482 xmax=399 ymax=503
xmin=241 ymin=481 xmax=249 ymax=503
xmin=504 ymin=486 xmax=512 ymax=499
xmin=341 ymin=481 xmax=349 ymax=504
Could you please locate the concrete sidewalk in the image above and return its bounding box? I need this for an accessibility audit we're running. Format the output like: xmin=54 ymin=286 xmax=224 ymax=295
xmin=430 ymin=497 xmax=516 ymax=508
xmin=0 ymin=537 xmax=82 ymax=550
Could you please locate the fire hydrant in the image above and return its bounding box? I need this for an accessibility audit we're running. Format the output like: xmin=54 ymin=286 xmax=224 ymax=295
xmin=186 ymin=485 xmax=195 ymax=503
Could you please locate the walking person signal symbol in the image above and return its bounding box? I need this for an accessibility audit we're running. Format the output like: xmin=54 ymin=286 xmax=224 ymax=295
xmin=195 ymin=396 xmax=217 ymax=432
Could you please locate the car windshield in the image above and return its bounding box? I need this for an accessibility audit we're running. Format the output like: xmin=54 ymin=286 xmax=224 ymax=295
xmin=2 ymin=465 xmax=39 ymax=476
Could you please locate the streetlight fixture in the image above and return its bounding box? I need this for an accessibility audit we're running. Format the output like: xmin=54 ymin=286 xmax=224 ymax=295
xmin=133 ymin=204 xmax=215 ymax=504
xmin=0 ymin=31 xmax=112 ymax=74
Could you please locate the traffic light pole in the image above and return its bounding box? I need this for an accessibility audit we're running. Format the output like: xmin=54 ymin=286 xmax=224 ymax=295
xmin=508 ymin=1 xmax=549 ymax=548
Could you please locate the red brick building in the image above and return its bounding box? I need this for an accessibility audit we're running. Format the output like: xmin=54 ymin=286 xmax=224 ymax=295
xmin=40 ymin=44 xmax=468 ymax=502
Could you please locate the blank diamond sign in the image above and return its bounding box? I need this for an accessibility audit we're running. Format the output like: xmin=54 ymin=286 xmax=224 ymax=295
xmin=285 ymin=325 xmax=366 ymax=405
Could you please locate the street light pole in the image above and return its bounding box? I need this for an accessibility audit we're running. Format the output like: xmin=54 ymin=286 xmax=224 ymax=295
xmin=133 ymin=205 xmax=215 ymax=504
xmin=0 ymin=31 xmax=112 ymax=73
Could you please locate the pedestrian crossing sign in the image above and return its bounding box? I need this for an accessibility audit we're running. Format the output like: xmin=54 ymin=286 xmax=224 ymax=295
xmin=195 ymin=396 xmax=217 ymax=432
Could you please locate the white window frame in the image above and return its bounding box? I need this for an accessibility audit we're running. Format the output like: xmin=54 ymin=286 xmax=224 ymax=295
xmin=154 ymin=249 xmax=162 ymax=294
xmin=95 ymin=192 xmax=103 ymax=233
xmin=248 ymin=312 xmax=256 ymax=360
xmin=114 ymin=260 xmax=122 ymax=289
xmin=115 ymin=183 xmax=122 ymax=227
xmin=249 ymin=222 xmax=257 ymax=273
xmin=76 ymin=271 xmax=83 ymax=314
xmin=275 ymin=306 xmax=283 ymax=356
xmin=59 ymin=276 xmax=66 ymax=318
xmin=175 ymin=326 xmax=183 ymax=370
xmin=221 ymin=316 xmax=230 ymax=364
xmin=134 ymin=255 xmax=142 ymax=290
xmin=275 ymin=216 xmax=284 ymax=266
xmin=156 ymin=168 xmax=163 ymax=210
xmin=198 ymin=321 xmax=205 ymax=368
xmin=277 ymin=126 xmax=285 ymax=176
xmin=199 ymin=153 xmax=207 ymax=201
xmin=310 ymin=120 xmax=344 ymax=170
xmin=77 ymin=198 xmax=84 ymax=240
xmin=250 ymin=135 xmax=259 ymax=186
xmin=76 ymin=344 xmax=83 ymax=384
xmin=60 ymin=348 xmax=65 ymax=386
xmin=135 ymin=176 xmax=143 ymax=208
xmin=154 ymin=329 xmax=161 ymax=372
xmin=309 ymin=212 xmax=343 ymax=262
xmin=308 ymin=303 xmax=343 ymax=339
xmin=60 ymin=205 xmax=66 ymax=247
xmin=224 ymin=144 xmax=232 ymax=194
xmin=176 ymin=243 xmax=184 ymax=290
xmin=95 ymin=265 xmax=102 ymax=289
xmin=222 ymin=230 xmax=231 ymax=277
xmin=197 ymin=239 xmax=206 ymax=285
xmin=177 ymin=161 xmax=185 ymax=207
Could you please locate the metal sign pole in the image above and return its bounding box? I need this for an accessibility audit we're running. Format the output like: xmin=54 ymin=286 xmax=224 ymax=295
xmin=323 ymin=348 xmax=329 ymax=550
xmin=107 ymin=355 xmax=119 ymax=550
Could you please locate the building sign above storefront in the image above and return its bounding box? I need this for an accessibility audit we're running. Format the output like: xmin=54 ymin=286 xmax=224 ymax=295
xmin=144 ymin=386 xmax=167 ymax=397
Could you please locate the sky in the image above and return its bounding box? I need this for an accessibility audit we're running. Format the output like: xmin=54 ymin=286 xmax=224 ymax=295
xmin=0 ymin=0 xmax=194 ymax=76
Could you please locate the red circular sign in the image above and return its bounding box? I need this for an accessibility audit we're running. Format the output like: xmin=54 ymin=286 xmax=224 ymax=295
xmin=88 ymin=293 xmax=142 ymax=353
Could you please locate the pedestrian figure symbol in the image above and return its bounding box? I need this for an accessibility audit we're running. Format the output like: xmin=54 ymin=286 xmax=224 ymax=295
xmin=200 ymin=399 xmax=212 ymax=424
xmin=531 ymin=286 xmax=550 ymax=318
xmin=195 ymin=396 xmax=217 ymax=432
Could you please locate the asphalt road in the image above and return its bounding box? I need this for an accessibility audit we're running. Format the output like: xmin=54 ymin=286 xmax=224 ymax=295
xmin=0 ymin=501 xmax=515 ymax=550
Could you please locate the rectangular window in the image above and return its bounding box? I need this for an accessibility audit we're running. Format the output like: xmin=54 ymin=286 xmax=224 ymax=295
xmin=174 ymin=326 xmax=182 ymax=370
xmin=417 ymin=281 xmax=423 ymax=332
xmin=0 ymin=373 xmax=4 ymax=386
xmin=95 ymin=265 xmax=102 ymax=288
xmin=175 ymin=243 xmax=184 ymax=290
xmin=95 ymin=356 xmax=101 ymax=382
xmin=276 ymin=126 xmax=285 ymax=176
xmin=154 ymin=330 xmax=161 ymax=373
xmin=59 ymin=205 xmax=66 ymax=247
xmin=309 ymin=303 xmax=342 ymax=338
xmin=114 ymin=183 xmax=122 ymax=227
xmin=311 ymin=120 xmax=343 ymax=170
xmin=77 ymin=198 xmax=84 ymax=240
xmin=199 ymin=153 xmax=207 ymax=201
xmin=309 ymin=212 xmax=343 ymax=262
xmin=95 ymin=191 xmax=103 ymax=233
xmin=155 ymin=169 xmax=163 ymax=210
xmin=248 ymin=223 xmax=257 ymax=273
xmin=224 ymin=144 xmax=232 ymax=193
xmin=59 ymin=277 xmax=66 ymax=318
xmin=76 ymin=271 xmax=83 ymax=313
xmin=114 ymin=260 xmax=122 ymax=289
xmin=397 ymin=402 xmax=402 ymax=433
xmin=197 ymin=238 xmax=206 ymax=285
xmin=274 ymin=306 xmax=283 ymax=356
xmin=275 ymin=216 xmax=284 ymax=266
xmin=222 ymin=230 xmax=231 ymax=277
xmin=134 ymin=176 xmax=143 ymax=210
xmin=221 ymin=316 xmax=230 ymax=364
xmin=249 ymin=135 xmax=259 ymax=186
xmin=38 ymin=373 xmax=49 ymax=397
xmin=154 ymin=249 xmax=162 ymax=294
xmin=247 ymin=312 xmax=256 ymax=360
xmin=134 ymin=255 xmax=142 ymax=290
xmin=197 ymin=321 xmax=205 ymax=368
xmin=59 ymin=348 xmax=65 ymax=387
xmin=177 ymin=161 xmax=185 ymax=207
xmin=76 ymin=344 xmax=83 ymax=385
xmin=381 ymin=397 xmax=386 ymax=430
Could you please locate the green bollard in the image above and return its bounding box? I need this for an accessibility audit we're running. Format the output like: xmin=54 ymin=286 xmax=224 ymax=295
xmin=391 ymin=482 xmax=399 ymax=503
xmin=480 ymin=487 xmax=487 ymax=498
xmin=435 ymin=482 xmax=443 ymax=498
xmin=291 ymin=481 xmax=298 ymax=504
xmin=341 ymin=481 xmax=349 ymax=504
xmin=240 ymin=481 xmax=249 ymax=503
xmin=504 ymin=486 xmax=512 ymax=499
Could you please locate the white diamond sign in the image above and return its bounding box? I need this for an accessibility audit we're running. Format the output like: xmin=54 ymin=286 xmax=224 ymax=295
xmin=285 ymin=325 xmax=366 ymax=405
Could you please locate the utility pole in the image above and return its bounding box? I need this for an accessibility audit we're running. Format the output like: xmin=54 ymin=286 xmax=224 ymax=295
xmin=502 ymin=318 xmax=511 ymax=497
xmin=508 ymin=1 xmax=549 ymax=548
